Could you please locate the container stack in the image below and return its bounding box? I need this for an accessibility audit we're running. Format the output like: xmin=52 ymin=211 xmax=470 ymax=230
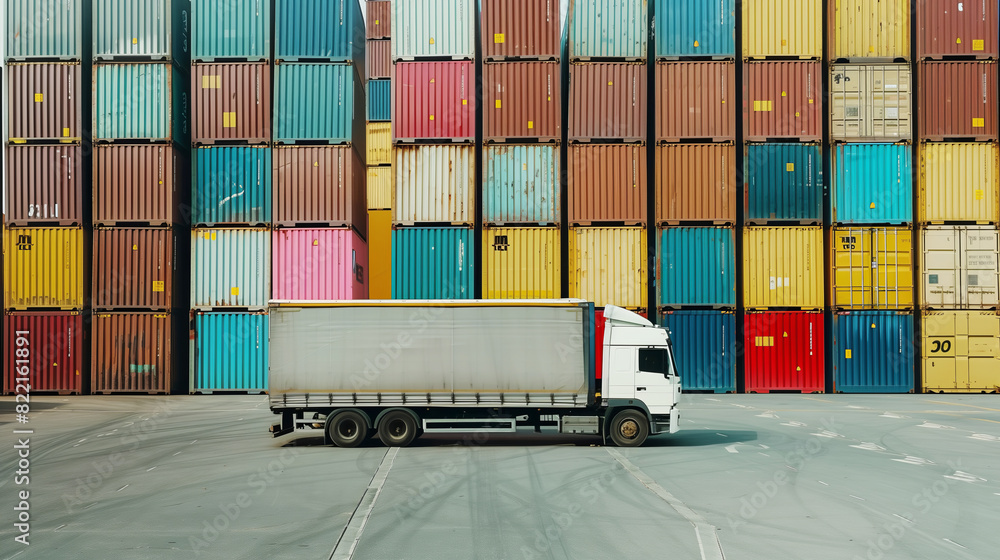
xmin=365 ymin=0 xmax=392 ymax=298
xmin=390 ymin=0 xmax=476 ymax=299
xmin=915 ymin=1 xmax=1000 ymax=393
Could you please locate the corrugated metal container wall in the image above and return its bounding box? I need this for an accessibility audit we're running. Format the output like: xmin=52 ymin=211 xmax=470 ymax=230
xmin=192 ymin=312 xmax=269 ymax=393
xmin=658 ymin=310 xmax=737 ymax=393
xmin=366 ymin=1 xmax=391 ymax=39
xmin=272 ymin=228 xmax=369 ymax=300
xmin=742 ymin=0 xmax=822 ymax=58
xmin=274 ymin=0 xmax=363 ymax=62
xmin=483 ymin=145 xmax=560 ymax=224
xmin=368 ymin=210 xmax=392 ymax=298
xmin=658 ymin=227 xmax=736 ymax=307
xmin=481 ymin=0 xmax=561 ymax=60
xmin=367 ymin=39 xmax=391 ymax=79
xmin=919 ymin=142 xmax=999 ymax=223
xmin=392 ymin=0 xmax=475 ymax=60
xmin=5 ymin=0 xmax=83 ymax=60
xmin=391 ymin=227 xmax=475 ymax=299
xmin=5 ymin=145 xmax=82 ymax=226
xmin=92 ymin=228 xmax=175 ymax=310
xmin=367 ymin=122 xmax=392 ymax=165
xmin=482 ymin=62 xmax=561 ymax=142
xmin=828 ymin=0 xmax=910 ymax=61
xmin=568 ymin=0 xmax=647 ymax=60
xmin=4 ymin=227 xmax=83 ymax=310
xmin=921 ymin=226 xmax=999 ymax=309
xmin=368 ymin=79 xmax=391 ymax=121
xmin=190 ymin=228 xmax=271 ymax=309
xmin=92 ymin=0 xmax=178 ymax=60
xmin=655 ymin=61 xmax=735 ymax=142
xmin=743 ymin=61 xmax=822 ymax=141
xmin=193 ymin=146 xmax=271 ymax=226
xmin=482 ymin=227 xmax=560 ymax=299
xmin=744 ymin=311 xmax=825 ymax=393
xmin=830 ymin=64 xmax=912 ymax=141
xmin=273 ymin=63 xmax=356 ymax=143
xmin=367 ymin=166 xmax=392 ymax=210
xmin=393 ymin=61 xmax=475 ymax=142
xmin=568 ymin=144 xmax=647 ymax=225
xmin=833 ymin=311 xmax=914 ymax=393
xmin=91 ymin=312 xmax=172 ymax=394
xmin=3 ymin=312 xmax=83 ymax=394
xmin=192 ymin=63 xmax=271 ymax=144
xmin=93 ymin=145 xmax=176 ymax=225
xmin=272 ymin=146 xmax=366 ymax=229
xmin=93 ymin=63 xmax=177 ymax=141
xmin=922 ymin=310 xmax=1000 ymax=392
xmin=6 ymin=63 xmax=81 ymax=141
xmin=655 ymin=143 xmax=737 ymax=224
xmin=393 ymin=145 xmax=475 ymax=225
xmin=917 ymin=0 xmax=998 ymax=59
xmin=918 ymin=61 xmax=998 ymax=140
xmin=654 ymin=0 xmax=735 ymax=59
xmin=743 ymin=226 xmax=824 ymax=309
xmin=744 ymin=143 xmax=823 ymax=223
xmin=568 ymin=62 xmax=647 ymax=142
xmin=192 ymin=0 xmax=270 ymax=61
xmin=830 ymin=227 xmax=914 ymax=309
xmin=832 ymin=143 xmax=913 ymax=224
xmin=568 ymin=227 xmax=648 ymax=309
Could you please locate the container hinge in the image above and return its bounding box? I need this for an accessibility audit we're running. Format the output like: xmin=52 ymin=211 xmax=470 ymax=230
xmin=426 ymin=393 xmax=431 ymax=404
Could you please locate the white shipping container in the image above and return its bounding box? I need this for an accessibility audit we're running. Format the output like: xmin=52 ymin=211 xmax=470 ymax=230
xmin=393 ymin=145 xmax=475 ymax=225
xmin=830 ymin=64 xmax=911 ymax=141
xmin=921 ymin=226 xmax=999 ymax=309
xmin=391 ymin=0 xmax=474 ymax=60
xmin=191 ymin=228 xmax=271 ymax=309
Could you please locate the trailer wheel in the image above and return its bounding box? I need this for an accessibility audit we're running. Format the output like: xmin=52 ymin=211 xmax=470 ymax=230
xmin=609 ymin=410 xmax=648 ymax=447
xmin=328 ymin=411 xmax=367 ymax=448
xmin=378 ymin=410 xmax=418 ymax=447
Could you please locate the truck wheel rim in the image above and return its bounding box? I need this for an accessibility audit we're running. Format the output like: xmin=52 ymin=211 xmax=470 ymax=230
xmin=388 ymin=419 xmax=406 ymax=437
xmin=338 ymin=420 xmax=358 ymax=439
xmin=620 ymin=420 xmax=639 ymax=439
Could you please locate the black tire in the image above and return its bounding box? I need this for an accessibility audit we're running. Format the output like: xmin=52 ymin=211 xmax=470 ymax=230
xmin=327 ymin=411 xmax=367 ymax=448
xmin=378 ymin=410 xmax=418 ymax=447
xmin=609 ymin=410 xmax=649 ymax=447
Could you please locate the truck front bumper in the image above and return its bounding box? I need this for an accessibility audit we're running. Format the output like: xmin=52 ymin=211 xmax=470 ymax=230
xmin=651 ymin=407 xmax=680 ymax=434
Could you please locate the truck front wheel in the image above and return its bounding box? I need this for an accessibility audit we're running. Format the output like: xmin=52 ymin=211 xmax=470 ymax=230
xmin=609 ymin=410 xmax=649 ymax=447
xmin=378 ymin=410 xmax=418 ymax=447
xmin=328 ymin=411 xmax=368 ymax=448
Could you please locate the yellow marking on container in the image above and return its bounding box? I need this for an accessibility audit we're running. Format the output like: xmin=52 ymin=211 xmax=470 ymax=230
xmin=231 ymin=287 xmax=240 ymax=296
xmin=808 ymin=99 xmax=814 ymax=104
xmin=223 ymin=112 xmax=237 ymax=128
xmin=786 ymin=163 xmax=795 ymax=172
xmin=608 ymin=81 xmax=613 ymax=86
xmin=313 ymin=239 xmax=319 ymax=246
xmin=781 ymin=91 xmax=786 ymax=97
xmin=494 ymin=33 xmax=505 ymax=44
xmin=203 ymin=75 xmax=221 ymax=89
xmin=11 ymin=138 xmax=26 ymax=144
xmin=782 ymin=39 xmax=787 ymax=46
xmin=314 ymin=161 xmax=319 ymax=167
xmin=870 ymin=202 xmax=876 ymax=208
xmin=462 ymin=99 xmax=467 ymax=105
xmin=152 ymin=281 xmax=164 ymax=292
xmin=972 ymin=40 xmax=984 ymax=51
xmin=132 ymin=244 xmax=138 ymax=251
xmin=527 ymin=120 xmax=534 ymax=129
xmin=693 ymin=40 xmax=700 ymax=47
xmin=845 ymin=349 xmax=852 ymax=359
xmin=956 ymin=38 xmax=961 ymax=44
xmin=972 ymin=118 xmax=985 ymax=128
xmin=430 ymin=78 xmax=435 ymax=83
xmin=975 ymin=189 xmax=985 ymax=200
xmin=429 ymin=114 xmax=435 ymax=121
xmin=429 ymin=37 xmax=435 ymax=44
xmin=132 ymin=38 xmax=137 ymax=44
xmin=495 ymin=100 xmax=502 ymax=109
xmin=754 ymin=100 xmax=772 ymax=111
xmin=34 ymin=93 xmax=43 ymax=102
xmin=795 ymin=112 xmax=800 ymax=117
xmin=62 ymin=128 xmax=70 ymax=137
xmin=522 ymin=163 xmax=528 ymax=170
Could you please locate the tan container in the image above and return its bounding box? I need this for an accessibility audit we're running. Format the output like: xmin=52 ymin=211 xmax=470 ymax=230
xmin=393 ymin=145 xmax=475 ymax=225
xmin=272 ymin=146 xmax=367 ymax=230
xmin=92 ymin=228 xmax=175 ymax=310
xmin=655 ymin=143 xmax=737 ymax=225
xmin=921 ymin=226 xmax=999 ymax=309
xmin=191 ymin=62 xmax=271 ymax=144
xmin=828 ymin=0 xmax=911 ymax=61
xmin=367 ymin=166 xmax=392 ymax=210
xmin=742 ymin=0 xmax=823 ymax=59
xmin=922 ymin=311 xmax=1000 ymax=393
xmin=743 ymin=61 xmax=822 ymax=141
xmin=830 ymin=227 xmax=913 ymax=309
xmin=93 ymin=145 xmax=177 ymax=226
xmin=568 ymin=62 xmax=647 ymax=142
xmin=92 ymin=312 xmax=172 ymax=394
xmin=655 ymin=61 xmax=735 ymax=142
xmin=367 ymin=39 xmax=391 ymax=79
xmin=567 ymin=144 xmax=647 ymax=225
xmin=482 ymin=227 xmax=560 ymax=299
xmin=4 ymin=227 xmax=84 ymax=310
xmin=830 ymin=63 xmax=912 ymax=141
xmin=743 ymin=226 xmax=824 ymax=309
xmin=918 ymin=142 xmax=999 ymax=224
xmin=482 ymin=61 xmax=561 ymax=142
xmin=569 ymin=226 xmax=647 ymax=310
xmin=366 ymin=122 xmax=391 ymax=165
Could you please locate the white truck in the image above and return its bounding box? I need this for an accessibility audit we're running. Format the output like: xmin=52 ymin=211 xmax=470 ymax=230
xmin=268 ymin=300 xmax=681 ymax=447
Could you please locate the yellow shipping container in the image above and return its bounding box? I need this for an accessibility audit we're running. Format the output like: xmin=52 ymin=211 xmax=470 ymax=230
xmin=828 ymin=0 xmax=910 ymax=61
xmin=367 ymin=166 xmax=392 ymax=210
xmin=743 ymin=226 xmax=824 ymax=309
xmin=366 ymin=122 xmax=391 ymax=166
xmin=919 ymin=142 xmax=1000 ymax=224
xmin=4 ymin=227 xmax=84 ymax=309
xmin=922 ymin=310 xmax=1000 ymax=392
xmin=743 ymin=0 xmax=823 ymax=59
xmin=367 ymin=210 xmax=392 ymax=299
xmin=483 ymin=227 xmax=560 ymax=299
xmin=831 ymin=227 xmax=913 ymax=309
xmin=569 ymin=227 xmax=647 ymax=309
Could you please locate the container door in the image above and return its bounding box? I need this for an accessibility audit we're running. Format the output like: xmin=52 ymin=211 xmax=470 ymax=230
xmin=923 ymin=328 xmax=957 ymax=390
xmin=962 ymin=229 xmax=1000 ymax=308
xmin=922 ymin=229 xmax=959 ymax=307
xmin=967 ymin=313 xmax=1000 ymax=390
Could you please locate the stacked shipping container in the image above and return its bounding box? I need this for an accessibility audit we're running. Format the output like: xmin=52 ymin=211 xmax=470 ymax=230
xmin=366 ymin=1 xmax=392 ymax=298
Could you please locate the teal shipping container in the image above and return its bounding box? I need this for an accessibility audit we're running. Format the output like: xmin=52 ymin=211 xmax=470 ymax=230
xmin=831 ymin=143 xmax=912 ymax=225
xmin=391 ymin=0 xmax=475 ymax=60
xmin=833 ymin=311 xmax=914 ymax=393
xmin=191 ymin=228 xmax=271 ymax=309
xmin=569 ymin=0 xmax=647 ymax=60
xmin=654 ymin=0 xmax=735 ymax=59
xmin=92 ymin=0 xmax=190 ymax=61
xmin=192 ymin=146 xmax=271 ymax=226
xmin=93 ymin=62 xmax=189 ymax=142
xmin=368 ymin=79 xmax=391 ymax=122
xmin=6 ymin=0 xmax=83 ymax=60
xmin=658 ymin=227 xmax=736 ymax=307
xmin=744 ymin=142 xmax=823 ymax=223
xmin=275 ymin=0 xmax=363 ymax=69
xmin=483 ymin=145 xmax=560 ymax=225
xmin=659 ymin=310 xmax=736 ymax=392
xmin=192 ymin=0 xmax=270 ymax=61
xmin=392 ymin=227 xmax=475 ymax=299
xmin=274 ymin=63 xmax=361 ymax=144
xmin=191 ymin=311 xmax=269 ymax=393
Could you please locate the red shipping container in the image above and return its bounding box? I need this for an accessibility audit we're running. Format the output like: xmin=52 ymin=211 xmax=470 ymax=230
xmin=744 ymin=311 xmax=825 ymax=393
xmin=367 ymin=39 xmax=391 ymax=79
xmin=481 ymin=0 xmax=561 ymax=60
xmin=272 ymin=145 xmax=367 ymax=231
xmin=92 ymin=228 xmax=175 ymax=310
xmin=4 ymin=312 xmax=83 ymax=394
xmin=656 ymin=61 xmax=736 ymax=142
xmin=482 ymin=61 xmax=561 ymax=142
xmin=366 ymin=1 xmax=391 ymax=39
xmin=393 ymin=61 xmax=475 ymax=142
xmin=5 ymin=145 xmax=83 ymax=226
xmin=6 ymin=62 xmax=81 ymax=142
xmin=917 ymin=0 xmax=998 ymax=59
xmin=918 ymin=61 xmax=998 ymax=141
xmin=594 ymin=309 xmax=647 ymax=381
xmin=272 ymin=228 xmax=369 ymax=300
xmin=743 ymin=61 xmax=822 ymax=141
xmin=192 ymin=63 xmax=271 ymax=144
xmin=92 ymin=312 xmax=172 ymax=394
xmin=93 ymin=145 xmax=177 ymax=226
xmin=568 ymin=144 xmax=647 ymax=225
xmin=569 ymin=62 xmax=647 ymax=142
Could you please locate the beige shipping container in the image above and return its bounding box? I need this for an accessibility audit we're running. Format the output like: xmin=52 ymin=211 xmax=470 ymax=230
xmin=921 ymin=226 xmax=999 ymax=309
xmin=922 ymin=310 xmax=1000 ymax=393
xmin=919 ymin=142 xmax=999 ymax=224
xmin=830 ymin=64 xmax=911 ymax=141
xmin=828 ymin=0 xmax=911 ymax=61
xmin=569 ymin=227 xmax=647 ymax=310
xmin=743 ymin=226 xmax=824 ymax=309
xmin=482 ymin=227 xmax=560 ymax=299
xmin=830 ymin=227 xmax=913 ymax=309
xmin=742 ymin=0 xmax=823 ymax=59
xmin=393 ymin=145 xmax=475 ymax=225
xmin=367 ymin=122 xmax=392 ymax=166
xmin=367 ymin=166 xmax=392 ymax=210
xmin=4 ymin=227 xmax=84 ymax=310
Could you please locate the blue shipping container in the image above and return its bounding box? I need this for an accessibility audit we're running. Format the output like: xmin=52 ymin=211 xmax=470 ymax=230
xmin=6 ymin=0 xmax=83 ymax=60
xmin=94 ymin=62 xmax=186 ymax=141
xmin=392 ymin=227 xmax=474 ymax=299
xmin=569 ymin=0 xmax=648 ymax=60
xmin=659 ymin=227 xmax=736 ymax=307
xmin=192 ymin=0 xmax=271 ymax=61
xmin=483 ymin=145 xmax=560 ymax=224
xmin=274 ymin=63 xmax=356 ymax=143
xmin=275 ymin=0 xmax=363 ymax=64
xmin=368 ymin=79 xmax=391 ymax=121
xmin=832 ymin=143 xmax=912 ymax=225
xmin=654 ymin=0 xmax=735 ymax=58
xmin=192 ymin=312 xmax=269 ymax=392
xmin=193 ymin=147 xmax=272 ymax=225
xmin=744 ymin=143 xmax=822 ymax=223
xmin=659 ymin=310 xmax=736 ymax=393
xmin=833 ymin=311 xmax=914 ymax=393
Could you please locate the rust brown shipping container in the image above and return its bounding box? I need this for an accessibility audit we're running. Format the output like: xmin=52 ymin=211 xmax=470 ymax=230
xmin=917 ymin=0 xmax=998 ymax=59
xmin=4 ymin=312 xmax=84 ymax=395
xmin=568 ymin=144 xmax=647 ymax=225
xmin=743 ymin=60 xmax=822 ymax=141
xmin=93 ymin=145 xmax=177 ymax=226
xmin=192 ymin=63 xmax=271 ymax=144
xmin=366 ymin=0 xmax=391 ymax=39
xmin=92 ymin=228 xmax=175 ymax=311
xmin=6 ymin=62 xmax=81 ymax=142
xmin=91 ymin=312 xmax=172 ymax=394
xmin=568 ymin=62 xmax=647 ymax=142
xmin=367 ymin=39 xmax=391 ymax=79
xmin=656 ymin=61 xmax=736 ymax=142
xmin=482 ymin=61 xmax=561 ymax=142
xmin=5 ymin=145 xmax=82 ymax=226
xmin=273 ymin=145 xmax=367 ymax=233
xmin=918 ymin=61 xmax=998 ymax=141
xmin=655 ymin=143 xmax=737 ymax=225
xmin=481 ymin=0 xmax=561 ymax=60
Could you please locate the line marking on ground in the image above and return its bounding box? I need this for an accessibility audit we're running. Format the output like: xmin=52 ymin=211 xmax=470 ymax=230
xmin=928 ymin=400 xmax=1000 ymax=413
xmin=943 ymin=538 xmax=968 ymax=549
xmin=803 ymin=396 xmax=836 ymax=404
xmin=330 ymin=447 xmax=399 ymax=560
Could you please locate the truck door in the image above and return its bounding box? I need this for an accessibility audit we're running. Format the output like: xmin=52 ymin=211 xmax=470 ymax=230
xmin=606 ymin=346 xmax=637 ymax=400
xmin=637 ymin=348 xmax=676 ymax=414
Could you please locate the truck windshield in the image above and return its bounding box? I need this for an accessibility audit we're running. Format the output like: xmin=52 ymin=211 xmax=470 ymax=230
xmin=639 ymin=347 xmax=673 ymax=376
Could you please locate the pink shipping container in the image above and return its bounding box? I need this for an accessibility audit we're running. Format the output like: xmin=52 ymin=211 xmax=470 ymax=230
xmin=368 ymin=39 xmax=391 ymax=79
xmin=744 ymin=311 xmax=825 ymax=393
xmin=393 ymin=61 xmax=475 ymax=142
xmin=192 ymin=63 xmax=271 ymax=144
xmin=656 ymin=61 xmax=736 ymax=142
xmin=272 ymin=228 xmax=369 ymax=300
xmin=272 ymin=145 xmax=367 ymax=231
xmin=917 ymin=0 xmax=998 ymax=59
xmin=480 ymin=0 xmax=561 ymax=60
xmin=568 ymin=144 xmax=647 ymax=225
xmin=918 ymin=61 xmax=998 ymax=141
xmin=93 ymin=145 xmax=177 ymax=226
xmin=5 ymin=145 xmax=83 ymax=226
xmin=482 ymin=61 xmax=561 ymax=142
xmin=743 ymin=61 xmax=822 ymax=141
xmin=569 ymin=62 xmax=647 ymax=142
xmin=4 ymin=312 xmax=83 ymax=395
xmin=6 ymin=62 xmax=81 ymax=142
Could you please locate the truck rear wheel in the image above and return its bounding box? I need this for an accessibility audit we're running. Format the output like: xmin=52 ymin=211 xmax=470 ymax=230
xmin=609 ymin=410 xmax=649 ymax=447
xmin=328 ymin=411 xmax=367 ymax=448
xmin=378 ymin=410 xmax=418 ymax=447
